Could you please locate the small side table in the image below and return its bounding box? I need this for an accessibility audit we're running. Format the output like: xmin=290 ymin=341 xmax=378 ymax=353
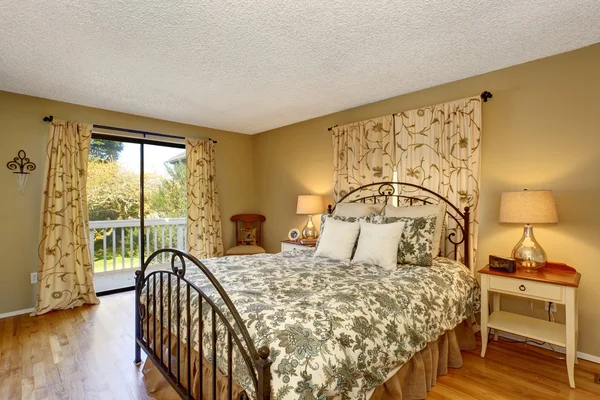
xmin=280 ymin=240 xmax=315 ymax=252
xmin=479 ymin=262 xmax=581 ymax=388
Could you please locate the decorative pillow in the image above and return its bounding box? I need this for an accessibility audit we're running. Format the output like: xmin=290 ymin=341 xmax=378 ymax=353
xmin=316 ymin=212 xmax=363 ymax=249
xmin=313 ymin=218 xmax=361 ymax=261
xmin=352 ymin=219 xmax=406 ymax=270
xmin=384 ymin=203 xmax=446 ymax=257
xmin=334 ymin=202 xmax=384 ymax=217
xmin=371 ymin=214 xmax=438 ymax=266
xmin=241 ymin=228 xmax=256 ymax=245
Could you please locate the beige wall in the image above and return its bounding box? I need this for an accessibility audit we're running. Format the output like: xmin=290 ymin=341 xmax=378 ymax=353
xmin=0 ymin=91 xmax=255 ymax=314
xmin=253 ymin=44 xmax=600 ymax=357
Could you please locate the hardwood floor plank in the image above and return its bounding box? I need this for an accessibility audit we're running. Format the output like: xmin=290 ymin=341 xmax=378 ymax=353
xmin=31 ymin=361 xmax=48 ymax=398
xmin=20 ymin=375 xmax=34 ymax=400
xmin=0 ymin=291 xmax=599 ymax=399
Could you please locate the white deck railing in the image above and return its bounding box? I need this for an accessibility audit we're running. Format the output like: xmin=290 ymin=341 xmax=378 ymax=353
xmin=89 ymin=218 xmax=187 ymax=274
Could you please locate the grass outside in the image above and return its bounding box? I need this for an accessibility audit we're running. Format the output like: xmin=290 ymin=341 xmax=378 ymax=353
xmin=94 ymin=255 xmax=142 ymax=273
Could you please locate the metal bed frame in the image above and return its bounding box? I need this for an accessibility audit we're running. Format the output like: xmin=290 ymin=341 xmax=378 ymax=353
xmin=134 ymin=182 xmax=471 ymax=400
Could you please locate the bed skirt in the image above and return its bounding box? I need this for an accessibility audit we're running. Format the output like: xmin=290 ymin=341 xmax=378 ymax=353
xmin=142 ymin=318 xmax=476 ymax=400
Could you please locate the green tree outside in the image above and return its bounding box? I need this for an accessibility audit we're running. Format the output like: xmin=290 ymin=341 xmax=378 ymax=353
xmin=87 ymin=144 xmax=187 ymax=271
xmin=88 ymin=159 xmax=142 ymax=221
xmin=89 ymin=139 xmax=124 ymax=162
xmin=147 ymin=161 xmax=187 ymax=218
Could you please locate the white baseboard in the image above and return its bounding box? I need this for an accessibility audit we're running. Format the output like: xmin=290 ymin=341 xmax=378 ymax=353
xmin=0 ymin=308 xmax=34 ymax=319
xmin=489 ymin=329 xmax=600 ymax=365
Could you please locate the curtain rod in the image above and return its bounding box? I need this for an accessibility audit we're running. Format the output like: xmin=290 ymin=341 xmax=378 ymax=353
xmin=326 ymin=90 xmax=493 ymax=131
xmin=42 ymin=116 xmax=217 ymax=144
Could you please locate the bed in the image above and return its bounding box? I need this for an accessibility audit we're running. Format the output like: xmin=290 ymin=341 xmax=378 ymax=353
xmin=134 ymin=182 xmax=481 ymax=400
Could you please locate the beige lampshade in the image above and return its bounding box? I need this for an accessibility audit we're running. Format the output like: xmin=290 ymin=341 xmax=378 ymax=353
xmin=499 ymin=190 xmax=558 ymax=224
xmin=296 ymin=195 xmax=323 ymax=215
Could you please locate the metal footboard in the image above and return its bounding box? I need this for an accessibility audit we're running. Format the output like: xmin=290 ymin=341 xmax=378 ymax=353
xmin=134 ymin=248 xmax=271 ymax=400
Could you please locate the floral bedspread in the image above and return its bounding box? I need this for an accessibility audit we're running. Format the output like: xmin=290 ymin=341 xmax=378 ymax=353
xmin=143 ymin=249 xmax=480 ymax=400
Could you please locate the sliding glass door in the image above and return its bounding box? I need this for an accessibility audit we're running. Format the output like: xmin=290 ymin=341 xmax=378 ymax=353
xmin=142 ymin=143 xmax=187 ymax=271
xmin=88 ymin=135 xmax=185 ymax=293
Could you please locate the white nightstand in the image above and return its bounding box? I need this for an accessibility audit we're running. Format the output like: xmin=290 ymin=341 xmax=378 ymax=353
xmin=280 ymin=240 xmax=315 ymax=252
xmin=479 ymin=262 xmax=581 ymax=388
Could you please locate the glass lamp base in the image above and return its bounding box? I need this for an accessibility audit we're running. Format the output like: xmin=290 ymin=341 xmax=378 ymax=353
xmin=511 ymin=224 xmax=547 ymax=270
xmin=302 ymin=215 xmax=317 ymax=239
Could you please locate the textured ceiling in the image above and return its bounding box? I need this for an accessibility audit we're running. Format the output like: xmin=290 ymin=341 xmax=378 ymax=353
xmin=1 ymin=1 xmax=599 ymax=134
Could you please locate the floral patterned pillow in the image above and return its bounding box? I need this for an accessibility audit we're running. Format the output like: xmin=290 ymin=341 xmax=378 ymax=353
xmin=240 ymin=228 xmax=257 ymax=245
xmin=370 ymin=214 xmax=438 ymax=266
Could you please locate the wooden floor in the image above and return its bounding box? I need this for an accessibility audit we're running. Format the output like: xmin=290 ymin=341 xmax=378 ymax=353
xmin=1 ymin=292 xmax=599 ymax=400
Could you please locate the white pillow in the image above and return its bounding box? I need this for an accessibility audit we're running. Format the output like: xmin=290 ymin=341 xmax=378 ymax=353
xmin=352 ymin=220 xmax=406 ymax=270
xmin=313 ymin=218 xmax=360 ymax=261
xmin=334 ymin=203 xmax=384 ymax=217
xmin=384 ymin=203 xmax=447 ymax=257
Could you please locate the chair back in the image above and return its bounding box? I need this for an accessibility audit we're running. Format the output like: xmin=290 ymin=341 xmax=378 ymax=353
xmin=231 ymin=214 xmax=266 ymax=246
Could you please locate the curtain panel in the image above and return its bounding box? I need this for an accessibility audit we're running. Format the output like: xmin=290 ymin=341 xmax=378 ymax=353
xmin=186 ymin=138 xmax=224 ymax=258
xmin=35 ymin=120 xmax=99 ymax=316
xmin=393 ymin=96 xmax=482 ymax=267
xmin=332 ymin=116 xmax=395 ymax=201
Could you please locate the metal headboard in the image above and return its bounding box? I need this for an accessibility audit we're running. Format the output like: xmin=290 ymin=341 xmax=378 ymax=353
xmin=327 ymin=182 xmax=471 ymax=271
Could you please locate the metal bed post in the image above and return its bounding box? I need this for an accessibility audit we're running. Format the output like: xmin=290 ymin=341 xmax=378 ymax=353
xmin=464 ymin=206 xmax=471 ymax=272
xmin=134 ymin=268 xmax=143 ymax=365
xmin=256 ymin=346 xmax=272 ymax=400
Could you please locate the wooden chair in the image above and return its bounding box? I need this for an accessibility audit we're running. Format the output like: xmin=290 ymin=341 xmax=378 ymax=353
xmin=225 ymin=214 xmax=266 ymax=256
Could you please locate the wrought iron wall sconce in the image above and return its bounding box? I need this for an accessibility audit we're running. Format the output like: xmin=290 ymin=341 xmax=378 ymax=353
xmin=7 ymin=150 xmax=36 ymax=194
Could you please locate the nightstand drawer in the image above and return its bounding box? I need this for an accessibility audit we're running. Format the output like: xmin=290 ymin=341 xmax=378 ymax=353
xmin=488 ymin=275 xmax=564 ymax=303
xmin=281 ymin=242 xmax=303 ymax=252
xmin=281 ymin=241 xmax=315 ymax=252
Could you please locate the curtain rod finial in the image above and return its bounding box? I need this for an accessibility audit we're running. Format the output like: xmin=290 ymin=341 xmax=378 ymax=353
xmin=43 ymin=115 xmax=54 ymax=122
xmin=480 ymin=91 xmax=493 ymax=102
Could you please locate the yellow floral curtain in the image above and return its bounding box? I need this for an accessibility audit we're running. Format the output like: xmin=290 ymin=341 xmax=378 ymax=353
xmin=332 ymin=116 xmax=394 ymax=200
xmin=35 ymin=120 xmax=99 ymax=316
xmin=186 ymin=138 xmax=224 ymax=258
xmin=394 ymin=96 xmax=482 ymax=267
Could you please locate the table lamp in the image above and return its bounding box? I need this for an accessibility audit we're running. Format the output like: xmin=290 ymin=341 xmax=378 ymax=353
xmin=297 ymin=195 xmax=323 ymax=239
xmin=499 ymin=190 xmax=558 ymax=270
